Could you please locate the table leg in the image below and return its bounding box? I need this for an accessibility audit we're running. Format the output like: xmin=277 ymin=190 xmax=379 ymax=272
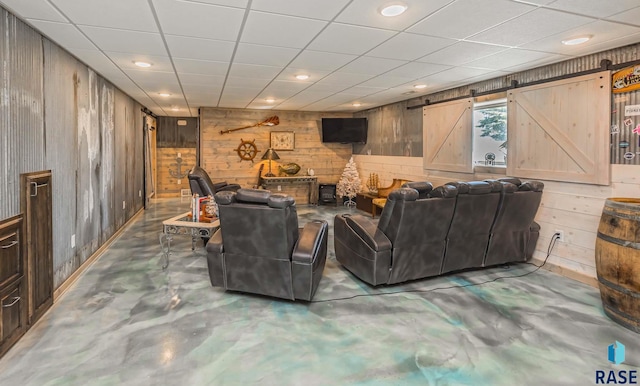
xmin=159 ymin=232 xmax=172 ymax=269
xmin=191 ymin=235 xmax=196 ymax=251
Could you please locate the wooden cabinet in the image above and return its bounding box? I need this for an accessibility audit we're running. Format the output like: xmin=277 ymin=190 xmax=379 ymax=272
xmin=0 ymin=215 xmax=26 ymax=358
xmin=356 ymin=192 xmax=382 ymax=217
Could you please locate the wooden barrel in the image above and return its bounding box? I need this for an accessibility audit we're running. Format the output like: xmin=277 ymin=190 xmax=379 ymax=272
xmin=595 ymin=198 xmax=640 ymax=333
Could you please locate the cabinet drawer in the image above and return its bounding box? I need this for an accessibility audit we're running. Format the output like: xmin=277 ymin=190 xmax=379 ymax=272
xmin=0 ymin=229 xmax=21 ymax=286
xmin=1 ymin=282 xmax=25 ymax=344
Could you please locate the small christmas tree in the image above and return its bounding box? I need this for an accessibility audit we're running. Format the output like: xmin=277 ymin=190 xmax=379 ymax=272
xmin=336 ymin=156 xmax=361 ymax=207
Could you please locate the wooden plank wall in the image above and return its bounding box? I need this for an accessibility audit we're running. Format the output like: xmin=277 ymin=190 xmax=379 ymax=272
xmin=353 ymin=155 xmax=640 ymax=286
xmin=200 ymin=108 xmax=352 ymax=204
xmin=156 ymin=147 xmax=196 ymax=198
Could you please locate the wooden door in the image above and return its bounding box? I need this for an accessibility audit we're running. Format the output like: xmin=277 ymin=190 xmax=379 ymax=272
xmin=507 ymin=71 xmax=611 ymax=185
xmin=21 ymin=171 xmax=53 ymax=325
xmin=423 ymin=98 xmax=473 ymax=173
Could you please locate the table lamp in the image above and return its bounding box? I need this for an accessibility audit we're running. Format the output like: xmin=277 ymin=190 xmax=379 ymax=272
xmin=261 ymin=148 xmax=280 ymax=177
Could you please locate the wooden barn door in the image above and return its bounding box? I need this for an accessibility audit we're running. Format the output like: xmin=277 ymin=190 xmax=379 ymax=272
xmin=507 ymin=71 xmax=611 ymax=185
xmin=423 ymin=98 xmax=473 ymax=173
xmin=21 ymin=171 xmax=53 ymax=325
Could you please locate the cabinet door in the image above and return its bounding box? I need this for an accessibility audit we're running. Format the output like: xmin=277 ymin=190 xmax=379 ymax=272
xmin=0 ymin=217 xmax=22 ymax=287
xmin=0 ymin=282 xmax=26 ymax=357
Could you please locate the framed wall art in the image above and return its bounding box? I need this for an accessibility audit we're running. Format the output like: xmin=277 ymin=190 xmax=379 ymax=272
xmin=270 ymin=131 xmax=295 ymax=151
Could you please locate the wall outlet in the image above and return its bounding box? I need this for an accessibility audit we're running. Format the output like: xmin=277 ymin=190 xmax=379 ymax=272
xmin=277 ymin=185 xmax=282 ymax=191
xmin=177 ymin=179 xmax=181 ymax=185
xmin=554 ymin=229 xmax=564 ymax=242
xmin=71 ymin=234 xmax=75 ymax=248
xmin=122 ymin=201 xmax=126 ymax=210
xmin=139 ymin=190 xmax=142 ymax=197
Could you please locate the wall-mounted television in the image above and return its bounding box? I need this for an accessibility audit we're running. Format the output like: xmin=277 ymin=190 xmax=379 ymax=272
xmin=321 ymin=118 xmax=368 ymax=144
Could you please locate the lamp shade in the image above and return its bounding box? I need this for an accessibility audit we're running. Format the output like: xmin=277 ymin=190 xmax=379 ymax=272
xmin=262 ymin=148 xmax=280 ymax=161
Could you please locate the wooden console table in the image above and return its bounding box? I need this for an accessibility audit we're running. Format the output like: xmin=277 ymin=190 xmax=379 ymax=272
xmin=261 ymin=176 xmax=319 ymax=205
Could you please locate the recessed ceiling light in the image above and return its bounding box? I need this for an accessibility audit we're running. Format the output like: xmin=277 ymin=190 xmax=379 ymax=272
xmin=159 ymin=93 xmax=171 ymax=97
xmin=380 ymin=3 xmax=407 ymax=17
xmin=134 ymin=61 xmax=152 ymax=68
xmin=171 ymin=107 xmax=180 ymax=111
xmin=295 ymin=74 xmax=309 ymax=80
xmin=413 ymin=84 xmax=427 ymax=89
xmin=265 ymin=98 xmax=275 ymax=103
xmin=352 ymin=103 xmax=361 ymax=107
xmin=561 ymin=35 xmax=592 ymax=46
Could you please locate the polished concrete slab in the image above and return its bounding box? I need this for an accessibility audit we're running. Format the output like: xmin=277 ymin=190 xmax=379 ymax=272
xmin=0 ymin=198 xmax=637 ymax=385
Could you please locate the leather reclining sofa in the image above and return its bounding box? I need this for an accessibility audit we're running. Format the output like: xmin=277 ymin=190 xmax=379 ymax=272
xmin=334 ymin=178 xmax=544 ymax=286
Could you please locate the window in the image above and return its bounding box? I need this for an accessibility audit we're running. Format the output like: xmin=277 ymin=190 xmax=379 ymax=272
xmin=472 ymin=98 xmax=507 ymax=167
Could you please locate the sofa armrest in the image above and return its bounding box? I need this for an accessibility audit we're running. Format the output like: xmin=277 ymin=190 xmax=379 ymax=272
xmin=292 ymin=220 xmax=328 ymax=264
xmin=219 ymin=183 xmax=241 ymax=192
xmin=205 ymin=229 xmax=225 ymax=287
xmin=344 ymin=214 xmax=391 ymax=252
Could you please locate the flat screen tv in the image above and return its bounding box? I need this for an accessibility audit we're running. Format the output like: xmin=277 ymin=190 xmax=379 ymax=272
xmin=321 ymin=118 xmax=368 ymax=144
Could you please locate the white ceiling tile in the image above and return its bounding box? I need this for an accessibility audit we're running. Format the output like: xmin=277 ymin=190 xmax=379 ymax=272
xmin=183 ymin=84 xmax=222 ymax=95
xmin=225 ymin=76 xmax=271 ymax=89
xmin=418 ymin=41 xmax=507 ymax=66
xmin=174 ymin=58 xmax=229 ymax=76
xmin=250 ymin=0 xmax=349 ymax=20
xmin=546 ymin=0 xmax=640 ymax=18
xmin=304 ymin=83 xmax=350 ymax=93
xmin=52 ymin=0 xmax=158 ymax=32
xmin=466 ymin=48 xmax=566 ymax=70
xmin=152 ymin=0 xmax=245 ymax=41
xmin=340 ymin=57 xmax=408 ymax=76
xmin=105 ymin=52 xmax=174 ymax=72
xmin=467 ymin=8 xmax=595 ymax=47
xmin=221 ymin=87 xmax=262 ymax=97
xmin=27 ymin=20 xmax=95 ymax=50
xmin=317 ymin=72 xmax=374 ymax=87
xmin=165 ymin=35 xmax=235 ymax=62
xmin=367 ymin=33 xmax=455 ymax=61
xmin=183 ymin=0 xmax=247 ymax=7
xmin=229 ymin=63 xmax=283 ymax=79
xmin=522 ymin=20 xmax=640 ymax=55
xmin=337 ymin=0 xmax=455 ymax=31
xmin=0 ymin=0 xmax=66 ymax=22
xmin=422 ymin=66 xmax=496 ymax=85
xmin=123 ymin=69 xmax=179 ymax=87
xmin=384 ymin=62 xmax=451 ymax=79
xmin=408 ymin=0 xmax=535 ymax=40
xmin=241 ymin=11 xmax=327 ymax=49
xmin=358 ymin=75 xmax=415 ymax=88
xmin=79 ymin=26 xmax=168 ymax=56
xmin=66 ymin=48 xmax=123 ymax=75
xmin=179 ymin=73 xmax=225 ymax=86
xmin=288 ymin=50 xmax=358 ymax=72
xmin=262 ymin=80 xmax=310 ymax=94
xmin=234 ymin=43 xmax=300 ymax=66
xmin=578 ymin=32 xmax=640 ymax=59
xmin=607 ymin=7 xmax=640 ymax=27
xmin=339 ymin=86 xmax=386 ymax=97
xmin=307 ymin=23 xmax=396 ymax=55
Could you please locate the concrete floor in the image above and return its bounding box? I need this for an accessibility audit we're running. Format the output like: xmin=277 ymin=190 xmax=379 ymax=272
xmin=0 ymin=198 xmax=637 ymax=386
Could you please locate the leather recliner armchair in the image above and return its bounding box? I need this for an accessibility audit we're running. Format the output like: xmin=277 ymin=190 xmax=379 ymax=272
xmin=205 ymin=188 xmax=329 ymax=301
xmin=188 ymin=165 xmax=241 ymax=197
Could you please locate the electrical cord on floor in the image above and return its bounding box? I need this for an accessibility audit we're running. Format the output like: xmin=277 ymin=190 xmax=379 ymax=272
xmin=310 ymin=233 xmax=561 ymax=304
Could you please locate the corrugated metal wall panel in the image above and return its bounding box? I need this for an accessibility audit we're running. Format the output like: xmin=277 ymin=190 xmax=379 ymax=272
xmin=0 ymin=8 xmax=45 ymax=219
xmin=43 ymin=40 xmax=79 ymax=285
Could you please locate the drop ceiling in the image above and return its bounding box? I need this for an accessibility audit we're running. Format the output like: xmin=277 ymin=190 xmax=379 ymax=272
xmin=2 ymin=0 xmax=640 ymax=117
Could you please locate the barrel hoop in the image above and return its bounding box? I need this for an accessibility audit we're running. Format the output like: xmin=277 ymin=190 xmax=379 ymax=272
xmin=597 ymin=231 xmax=640 ymax=249
xmin=598 ymin=275 xmax=640 ymax=299
xmin=603 ymin=306 xmax=640 ymax=333
xmin=602 ymin=208 xmax=640 ymax=221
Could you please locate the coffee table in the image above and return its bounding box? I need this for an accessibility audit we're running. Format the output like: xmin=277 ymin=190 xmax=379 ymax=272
xmin=159 ymin=212 xmax=220 ymax=269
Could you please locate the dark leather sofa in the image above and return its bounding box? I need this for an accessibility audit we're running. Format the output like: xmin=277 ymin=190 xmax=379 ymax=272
xmin=188 ymin=165 xmax=241 ymax=196
xmin=205 ymin=188 xmax=329 ymax=301
xmin=334 ymin=178 xmax=543 ymax=286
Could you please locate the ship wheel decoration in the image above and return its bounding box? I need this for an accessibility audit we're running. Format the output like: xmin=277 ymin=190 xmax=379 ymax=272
xmin=235 ymin=138 xmax=261 ymax=162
